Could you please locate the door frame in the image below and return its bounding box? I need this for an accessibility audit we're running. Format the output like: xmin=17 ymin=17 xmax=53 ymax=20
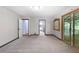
xmin=18 ymin=19 xmax=29 ymax=38
xmin=38 ymin=19 xmax=46 ymax=35
xmin=22 ymin=19 xmax=29 ymax=36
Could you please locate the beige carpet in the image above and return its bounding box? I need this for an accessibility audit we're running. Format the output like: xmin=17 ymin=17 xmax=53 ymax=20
xmin=0 ymin=36 xmax=79 ymax=53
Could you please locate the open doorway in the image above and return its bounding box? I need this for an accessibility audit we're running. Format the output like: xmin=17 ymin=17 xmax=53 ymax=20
xmin=39 ymin=20 xmax=46 ymax=36
xmin=22 ymin=19 xmax=29 ymax=36
xmin=19 ymin=19 xmax=29 ymax=38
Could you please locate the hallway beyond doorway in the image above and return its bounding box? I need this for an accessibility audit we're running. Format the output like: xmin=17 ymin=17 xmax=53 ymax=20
xmin=0 ymin=36 xmax=79 ymax=53
xmin=19 ymin=19 xmax=29 ymax=37
xmin=39 ymin=20 xmax=46 ymax=36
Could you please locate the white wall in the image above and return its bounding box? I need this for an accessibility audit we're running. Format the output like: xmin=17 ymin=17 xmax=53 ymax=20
xmin=46 ymin=17 xmax=53 ymax=34
xmin=19 ymin=18 xmax=23 ymax=37
xmin=0 ymin=7 xmax=19 ymax=46
xmin=29 ymin=18 xmax=37 ymax=35
xmin=29 ymin=17 xmax=53 ymax=35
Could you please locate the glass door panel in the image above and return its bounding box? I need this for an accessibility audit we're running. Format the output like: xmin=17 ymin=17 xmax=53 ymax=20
xmin=74 ymin=12 xmax=79 ymax=48
xmin=64 ymin=14 xmax=71 ymax=45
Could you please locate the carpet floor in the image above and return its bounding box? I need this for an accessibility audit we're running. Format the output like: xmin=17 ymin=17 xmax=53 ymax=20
xmin=0 ymin=36 xmax=79 ymax=53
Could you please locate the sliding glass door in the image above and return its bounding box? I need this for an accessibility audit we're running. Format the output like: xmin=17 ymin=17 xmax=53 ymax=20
xmin=63 ymin=14 xmax=71 ymax=45
xmin=74 ymin=12 xmax=79 ymax=48
xmin=63 ymin=9 xmax=79 ymax=48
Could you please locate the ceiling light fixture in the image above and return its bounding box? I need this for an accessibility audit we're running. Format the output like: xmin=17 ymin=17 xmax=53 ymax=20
xmin=30 ymin=6 xmax=42 ymax=10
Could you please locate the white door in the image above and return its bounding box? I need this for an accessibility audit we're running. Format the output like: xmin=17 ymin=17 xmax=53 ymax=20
xmin=19 ymin=19 xmax=23 ymax=38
